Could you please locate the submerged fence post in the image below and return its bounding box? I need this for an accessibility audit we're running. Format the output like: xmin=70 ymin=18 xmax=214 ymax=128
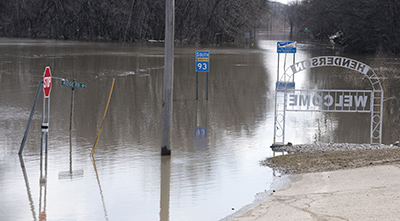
xmin=19 ymin=81 xmax=43 ymax=155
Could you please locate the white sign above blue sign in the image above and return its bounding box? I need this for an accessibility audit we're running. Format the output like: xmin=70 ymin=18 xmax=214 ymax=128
xmin=277 ymin=42 xmax=297 ymax=53
xmin=196 ymin=51 xmax=210 ymax=72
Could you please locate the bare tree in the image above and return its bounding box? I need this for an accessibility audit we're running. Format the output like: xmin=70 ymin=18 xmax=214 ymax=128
xmin=287 ymin=0 xmax=400 ymax=54
xmin=0 ymin=0 xmax=268 ymax=44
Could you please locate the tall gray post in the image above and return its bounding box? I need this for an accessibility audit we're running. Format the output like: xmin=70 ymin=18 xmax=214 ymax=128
xmin=19 ymin=81 xmax=43 ymax=154
xmin=70 ymin=81 xmax=75 ymax=149
xmin=70 ymin=80 xmax=75 ymax=133
xmin=161 ymin=0 xmax=175 ymax=156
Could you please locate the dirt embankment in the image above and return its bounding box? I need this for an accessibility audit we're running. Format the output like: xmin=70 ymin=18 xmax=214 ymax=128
xmin=262 ymin=147 xmax=400 ymax=174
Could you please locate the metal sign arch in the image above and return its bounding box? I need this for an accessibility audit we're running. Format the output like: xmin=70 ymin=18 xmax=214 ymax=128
xmin=274 ymin=56 xmax=383 ymax=145
xmin=281 ymin=56 xmax=382 ymax=91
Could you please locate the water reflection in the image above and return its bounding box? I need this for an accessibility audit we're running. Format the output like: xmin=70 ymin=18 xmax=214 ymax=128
xmin=91 ymin=157 xmax=109 ymax=221
xmin=58 ymin=139 xmax=84 ymax=180
xmin=38 ymin=154 xmax=47 ymax=221
xmin=160 ymin=156 xmax=171 ymax=221
xmin=193 ymin=101 xmax=208 ymax=148
xmin=19 ymin=155 xmax=37 ymax=220
xmin=19 ymin=154 xmax=48 ymax=221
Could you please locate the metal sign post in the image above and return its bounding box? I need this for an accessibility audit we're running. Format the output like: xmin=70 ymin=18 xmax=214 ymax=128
xmin=274 ymin=42 xmax=297 ymax=146
xmin=60 ymin=79 xmax=87 ymax=136
xmin=41 ymin=67 xmax=52 ymax=154
xmin=18 ymin=81 xmax=43 ymax=154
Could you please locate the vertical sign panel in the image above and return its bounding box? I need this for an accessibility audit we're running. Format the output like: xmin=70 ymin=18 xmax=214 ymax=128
xmin=43 ymin=66 xmax=52 ymax=98
xmin=196 ymin=51 xmax=210 ymax=72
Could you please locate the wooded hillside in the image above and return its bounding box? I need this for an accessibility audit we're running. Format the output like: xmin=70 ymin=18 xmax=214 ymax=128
xmin=0 ymin=0 xmax=268 ymax=44
xmin=286 ymin=0 xmax=400 ymax=54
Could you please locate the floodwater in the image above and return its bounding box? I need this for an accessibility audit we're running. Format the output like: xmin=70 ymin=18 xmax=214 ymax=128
xmin=0 ymin=35 xmax=398 ymax=220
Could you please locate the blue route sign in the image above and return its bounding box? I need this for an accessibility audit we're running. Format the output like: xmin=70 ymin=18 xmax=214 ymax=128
xmin=196 ymin=51 xmax=209 ymax=72
xmin=277 ymin=42 xmax=297 ymax=53
xmin=276 ymin=81 xmax=295 ymax=90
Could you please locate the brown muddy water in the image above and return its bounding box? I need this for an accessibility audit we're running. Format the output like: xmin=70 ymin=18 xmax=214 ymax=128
xmin=0 ymin=36 xmax=399 ymax=220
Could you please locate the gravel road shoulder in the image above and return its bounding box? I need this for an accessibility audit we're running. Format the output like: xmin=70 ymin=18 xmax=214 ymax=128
xmin=263 ymin=143 xmax=400 ymax=174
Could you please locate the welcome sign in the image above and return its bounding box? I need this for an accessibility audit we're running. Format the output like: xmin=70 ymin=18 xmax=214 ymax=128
xmin=285 ymin=89 xmax=371 ymax=112
xmin=273 ymin=55 xmax=384 ymax=145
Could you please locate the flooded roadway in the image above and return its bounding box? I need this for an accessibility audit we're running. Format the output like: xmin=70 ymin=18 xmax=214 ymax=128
xmin=0 ymin=36 xmax=398 ymax=220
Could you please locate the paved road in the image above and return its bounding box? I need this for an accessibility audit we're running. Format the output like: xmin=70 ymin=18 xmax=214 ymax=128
xmin=228 ymin=165 xmax=400 ymax=220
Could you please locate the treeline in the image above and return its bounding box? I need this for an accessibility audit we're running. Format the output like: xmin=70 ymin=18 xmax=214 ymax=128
xmin=286 ymin=0 xmax=400 ymax=54
xmin=0 ymin=0 xmax=268 ymax=44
